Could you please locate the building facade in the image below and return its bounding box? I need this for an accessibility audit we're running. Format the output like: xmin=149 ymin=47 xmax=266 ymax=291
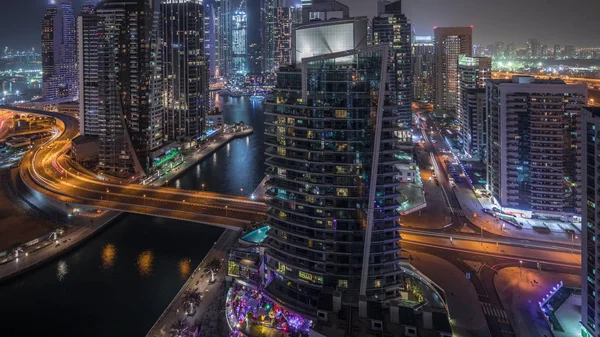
xmin=41 ymin=0 xmax=77 ymax=100
xmin=264 ymin=0 xmax=302 ymax=74
xmin=77 ymin=1 xmax=99 ymax=136
xmin=96 ymin=0 xmax=163 ymax=177
xmin=412 ymin=35 xmax=434 ymax=102
xmin=581 ymin=107 xmax=600 ymax=337
xmin=434 ymin=26 xmax=472 ymax=113
xmin=264 ymin=45 xmax=404 ymax=316
xmin=458 ymin=55 xmax=491 ymax=159
xmin=486 ymin=76 xmax=586 ymax=218
xmin=372 ymin=0 xmax=412 ymax=141
xmin=161 ymin=0 xmax=208 ymax=144
xmin=231 ymin=9 xmax=248 ymax=75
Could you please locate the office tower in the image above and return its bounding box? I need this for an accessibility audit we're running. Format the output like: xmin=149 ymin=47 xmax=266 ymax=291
xmin=553 ymin=44 xmax=561 ymax=59
xmin=264 ymin=0 xmax=302 ymax=73
xmin=580 ymin=107 xmax=600 ymax=337
xmin=41 ymin=0 xmax=77 ymax=100
xmin=372 ymin=0 xmax=412 ymax=139
xmin=494 ymin=41 xmax=505 ymax=59
xmin=434 ymin=26 xmax=472 ymax=113
xmin=412 ymin=35 xmax=434 ymax=102
xmin=486 ymin=76 xmax=586 ymax=217
xmin=161 ymin=0 xmax=208 ymax=144
xmin=527 ymin=38 xmax=540 ymax=58
xmin=77 ymin=1 xmax=99 ymax=136
xmin=457 ymin=55 xmax=491 ymax=159
xmin=96 ymin=0 xmax=163 ymax=177
xmin=264 ymin=43 xmax=404 ymax=316
xmin=564 ymin=45 xmax=576 ymax=59
xmin=231 ymin=10 xmax=248 ymax=75
xmin=301 ymin=0 xmax=349 ymax=24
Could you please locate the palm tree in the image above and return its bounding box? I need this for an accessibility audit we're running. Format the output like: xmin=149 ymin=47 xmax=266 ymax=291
xmin=182 ymin=288 xmax=202 ymax=315
xmin=169 ymin=318 xmax=189 ymax=337
xmin=206 ymin=258 xmax=221 ymax=283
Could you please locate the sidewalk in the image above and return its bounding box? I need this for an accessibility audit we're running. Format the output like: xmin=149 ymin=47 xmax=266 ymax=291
xmin=0 ymin=210 xmax=120 ymax=282
xmin=409 ymin=252 xmax=492 ymax=337
xmin=493 ymin=267 xmax=580 ymax=337
xmin=146 ymin=228 xmax=239 ymax=337
xmin=454 ymin=184 xmax=578 ymax=246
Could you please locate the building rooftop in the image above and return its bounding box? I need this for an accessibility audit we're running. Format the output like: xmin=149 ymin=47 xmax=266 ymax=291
xmin=487 ymin=76 xmax=567 ymax=85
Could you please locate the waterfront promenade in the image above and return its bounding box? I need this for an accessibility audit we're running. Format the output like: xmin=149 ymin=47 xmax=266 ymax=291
xmin=0 ymin=125 xmax=253 ymax=282
xmin=145 ymin=228 xmax=240 ymax=337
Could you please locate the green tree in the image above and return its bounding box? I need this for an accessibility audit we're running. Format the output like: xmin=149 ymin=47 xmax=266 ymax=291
xmin=207 ymin=258 xmax=222 ymax=282
xmin=169 ymin=318 xmax=189 ymax=337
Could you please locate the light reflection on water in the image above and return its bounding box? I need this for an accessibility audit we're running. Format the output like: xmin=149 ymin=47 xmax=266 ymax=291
xmin=101 ymin=243 xmax=116 ymax=269
xmin=137 ymin=250 xmax=154 ymax=277
xmin=56 ymin=261 xmax=68 ymax=281
xmin=179 ymin=258 xmax=191 ymax=280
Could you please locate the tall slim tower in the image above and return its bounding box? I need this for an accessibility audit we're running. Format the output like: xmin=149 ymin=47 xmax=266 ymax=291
xmin=41 ymin=0 xmax=77 ymax=100
xmin=457 ymin=55 xmax=491 ymax=159
xmin=434 ymin=26 xmax=472 ymax=113
xmin=231 ymin=9 xmax=248 ymax=75
xmin=263 ymin=0 xmax=302 ymax=74
xmin=412 ymin=35 xmax=434 ymax=102
xmin=77 ymin=1 xmax=99 ymax=136
xmin=161 ymin=0 xmax=208 ymax=143
xmin=372 ymin=0 xmax=412 ymax=144
xmin=96 ymin=0 xmax=163 ymax=177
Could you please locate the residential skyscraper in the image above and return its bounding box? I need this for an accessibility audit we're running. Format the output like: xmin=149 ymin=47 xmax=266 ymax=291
xmin=486 ymin=76 xmax=586 ymax=218
xmin=553 ymin=44 xmax=561 ymax=59
xmin=218 ymin=0 xmax=233 ymax=78
xmin=161 ymin=0 xmax=208 ymax=144
xmin=77 ymin=1 xmax=99 ymax=136
xmin=96 ymin=0 xmax=164 ymax=177
xmin=41 ymin=0 xmax=77 ymax=100
xmin=412 ymin=35 xmax=434 ymax=102
xmin=564 ymin=45 xmax=576 ymax=59
xmin=580 ymin=106 xmax=600 ymax=337
xmin=494 ymin=41 xmax=505 ymax=59
xmin=372 ymin=0 xmax=412 ymax=135
xmin=247 ymin=0 xmax=263 ymax=74
xmin=527 ymin=38 xmax=540 ymax=58
xmin=457 ymin=55 xmax=491 ymax=159
xmin=434 ymin=26 xmax=472 ymax=113
xmin=264 ymin=44 xmax=404 ymax=316
xmin=204 ymin=0 xmax=220 ymax=78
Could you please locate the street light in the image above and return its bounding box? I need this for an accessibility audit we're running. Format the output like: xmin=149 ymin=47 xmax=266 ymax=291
xmin=225 ymin=206 xmax=228 ymax=217
xmin=143 ymin=194 xmax=146 ymax=206
xmin=106 ymin=188 xmax=110 ymax=201
xmin=519 ymin=260 xmax=523 ymax=276
xmin=202 ymin=183 xmax=205 ymax=191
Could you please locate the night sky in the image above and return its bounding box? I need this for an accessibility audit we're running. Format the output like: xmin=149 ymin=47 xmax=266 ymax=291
xmin=0 ymin=0 xmax=598 ymax=51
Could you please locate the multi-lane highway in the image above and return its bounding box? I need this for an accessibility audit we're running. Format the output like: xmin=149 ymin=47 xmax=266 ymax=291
xmin=5 ymin=106 xmax=267 ymax=229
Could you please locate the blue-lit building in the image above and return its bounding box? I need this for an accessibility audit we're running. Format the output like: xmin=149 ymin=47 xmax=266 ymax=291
xmin=231 ymin=10 xmax=248 ymax=75
xmin=41 ymin=0 xmax=77 ymax=100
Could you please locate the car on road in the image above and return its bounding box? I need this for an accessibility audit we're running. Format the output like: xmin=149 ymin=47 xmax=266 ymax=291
xmin=483 ymin=208 xmax=496 ymax=216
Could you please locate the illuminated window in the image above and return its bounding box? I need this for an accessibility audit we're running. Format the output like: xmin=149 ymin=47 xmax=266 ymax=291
xmin=338 ymin=279 xmax=348 ymax=288
xmin=336 ymin=188 xmax=349 ymax=197
xmin=335 ymin=110 xmax=347 ymax=118
xmin=277 ymin=147 xmax=286 ymax=156
xmin=374 ymin=279 xmax=382 ymax=288
xmin=228 ymin=261 xmax=240 ymax=277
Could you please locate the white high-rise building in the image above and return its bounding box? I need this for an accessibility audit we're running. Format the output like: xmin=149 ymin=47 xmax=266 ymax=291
xmin=486 ymin=76 xmax=586 ymax=218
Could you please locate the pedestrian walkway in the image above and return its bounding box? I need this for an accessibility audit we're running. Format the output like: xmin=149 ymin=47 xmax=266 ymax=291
xmin=480 ymin=302 xmax=510 ymax=325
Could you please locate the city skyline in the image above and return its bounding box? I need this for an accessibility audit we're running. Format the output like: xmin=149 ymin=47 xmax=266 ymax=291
xmin=2 ymin=0 xmax=600 ymax=50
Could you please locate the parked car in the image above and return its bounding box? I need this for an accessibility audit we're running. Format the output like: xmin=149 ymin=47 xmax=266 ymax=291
xmin=483 ymin=208 xmax=496 ymax=216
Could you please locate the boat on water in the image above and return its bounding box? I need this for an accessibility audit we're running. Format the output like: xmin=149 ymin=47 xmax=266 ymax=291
xmin=249 ymin=94 xmax=265 ymax=102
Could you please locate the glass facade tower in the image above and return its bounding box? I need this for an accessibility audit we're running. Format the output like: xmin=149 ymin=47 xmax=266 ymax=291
xmin=161 ymin=0 xmax=208 ymax=143
xmin=263 ymin=45 xmax=403 ymax=315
